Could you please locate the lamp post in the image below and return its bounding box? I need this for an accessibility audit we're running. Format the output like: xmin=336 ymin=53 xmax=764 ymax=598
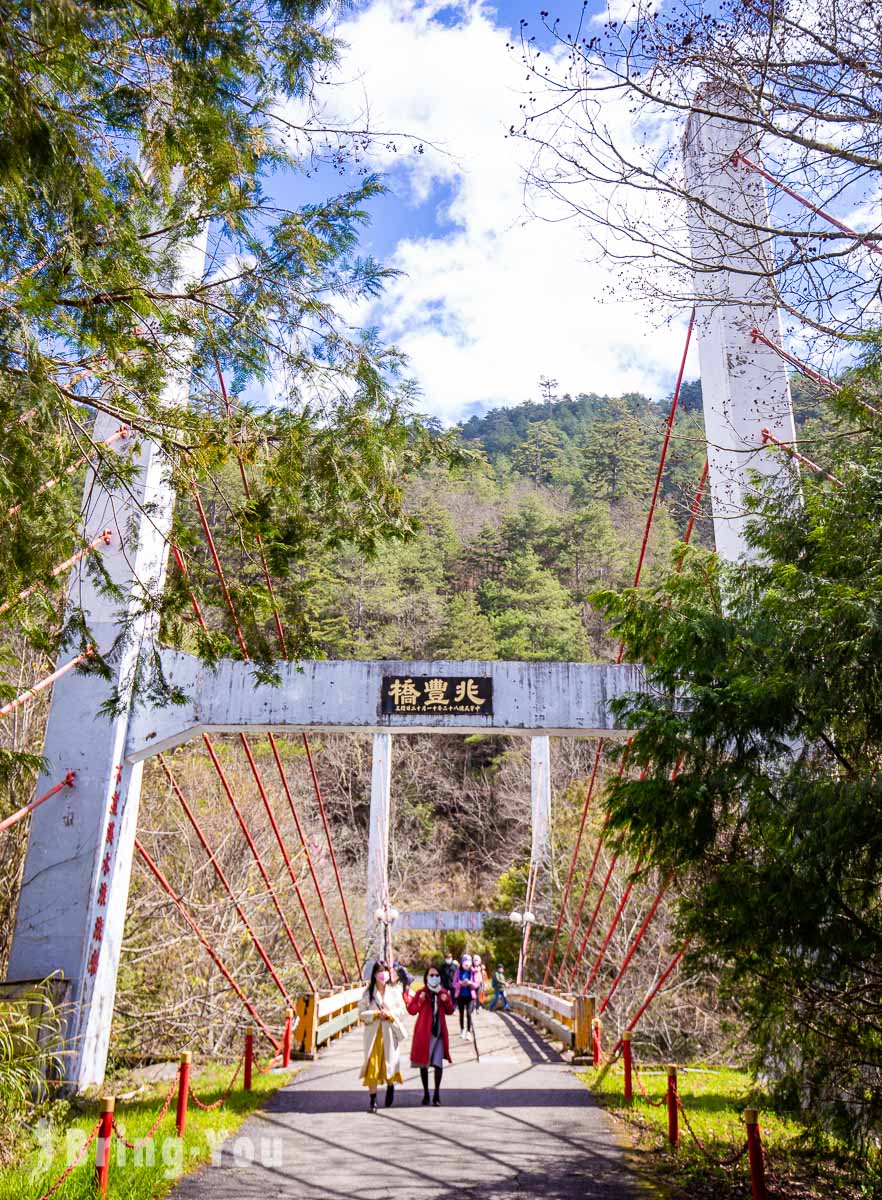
xmin=510 ymin=910 xmax=535 ymax=984
xmin=374 ymin=903 xmax=400 ymax=970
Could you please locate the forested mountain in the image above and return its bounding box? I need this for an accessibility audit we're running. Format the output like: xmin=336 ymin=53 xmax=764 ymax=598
xmin=194 ymin=380 xmax=712 ymax=667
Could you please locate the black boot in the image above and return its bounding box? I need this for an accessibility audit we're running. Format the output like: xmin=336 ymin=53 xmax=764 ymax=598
xmin=420 ymin=1067 xmax=430 ymax=1104
xmin=433 ymin=1066 xmax=443 ymax=1105
xmin=384 ymin=1084 xmax=395 ymax=1108
xmin=369 ymin=1093 xmax=378 ymax=1113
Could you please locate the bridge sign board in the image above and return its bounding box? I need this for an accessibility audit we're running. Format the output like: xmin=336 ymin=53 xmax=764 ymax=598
xmin=380 ymin=674 xmax=492 ymax=716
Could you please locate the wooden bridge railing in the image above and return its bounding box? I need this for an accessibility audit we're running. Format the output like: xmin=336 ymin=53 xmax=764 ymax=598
xmin=291 ymin=983 xmax=364 ymax=1058
xmin=508 ymin=984 xmax=595 ymax=1061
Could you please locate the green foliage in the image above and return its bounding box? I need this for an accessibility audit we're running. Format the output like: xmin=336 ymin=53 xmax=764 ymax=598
xmin=592 ymin=360 xmax=882 ymax=1153
xmin=0 ymin=990 xmax=62 ymax=1166
xmin=482 ymin=550 xmax=589 ymax=661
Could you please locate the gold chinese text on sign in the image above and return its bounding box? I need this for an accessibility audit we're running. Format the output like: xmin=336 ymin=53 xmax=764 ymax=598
xmin=380 ymin=675 xmax=493 ymax=716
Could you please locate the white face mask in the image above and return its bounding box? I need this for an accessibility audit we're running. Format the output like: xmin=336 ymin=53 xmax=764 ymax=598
xmin=427 ymin=975 xmax=441 ymax=991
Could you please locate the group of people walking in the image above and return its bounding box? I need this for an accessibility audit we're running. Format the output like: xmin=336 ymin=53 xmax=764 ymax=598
xmin=358 ymin=954 xmax=510 ymax=1112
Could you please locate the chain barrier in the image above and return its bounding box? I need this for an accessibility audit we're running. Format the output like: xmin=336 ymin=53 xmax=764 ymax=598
xmin=188 ymin=1056 xmax=244 ymax=1111
xmin=676 ymin=1094 xmax=749 ymax=1168
xmin=632 ymin=1061 xmax=666 ymax=1107
xmin=36 ymin=1121 xmax=100 ymax=1199
xmin=110 ymin=1077 xmax=177 ymax=1149
xmin=256 ymin=1052 xmax=282 ymax=1075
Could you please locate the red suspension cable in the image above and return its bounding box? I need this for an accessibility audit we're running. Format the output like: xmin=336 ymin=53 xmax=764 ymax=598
xmin=0 ymin=771 xmax=76 ymax=834
xmin=761 ymin=428 xmax=843 ymax=486
xmin=0 ymin=530 xmax=112 ymax=615
xmin=212 ymin=354 xmax=289 ymax=656
xmin=583 ymin=859 xmax=644 ymax=993
xmin=268 ymin=733 xmax=351 ymax=982
xmin=0 ymin=646 xmax=95 ymax=718
xmin=620 ymin=307 xmax=695 ymax=661
xmin=189 ymin=484 xmax=249 ymax=657
xmin=749 ymin=327 xmax=838 ymax=393
xmin=732 ymin=150 xmax=882 ymax=258
xmin=542 ymin=740 xmax=605 ymax=985
xmin=238 ymin=734 xmax=335 ymax=987
xmin=302 ymin=734 xmax=361 ymax=972
xmin=556 ymin=809 xmax=611 ymax=985
xmin=7 ymin=427 xmax=129 ymax=517
xmin=566 ymin=848 xmax=619 ymax=989
xmin=681 ymin=460 xmax=709 ymax=556
xmin=134 ymin=836 xmax=280 ymax=1050
xmin=600 ymin=874 xmax=672 ymax=1013
xmin=202 ymin=733 xmax=317 ymax=989
xmin=158 ymin=754 xmax=295 ymax=1004
xmin=171 ymin=544 xmax=210 ymax=632
xmin=609 ymin=941 xmax=690 ymax=1059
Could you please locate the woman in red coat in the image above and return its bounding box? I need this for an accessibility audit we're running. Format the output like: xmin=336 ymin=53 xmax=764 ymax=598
xmin=405 ymin=964 xmax=454 ymax=1105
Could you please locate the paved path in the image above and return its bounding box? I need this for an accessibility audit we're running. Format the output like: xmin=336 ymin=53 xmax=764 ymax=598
xmin=171 ymin=1010 xmax=647 ymax=1199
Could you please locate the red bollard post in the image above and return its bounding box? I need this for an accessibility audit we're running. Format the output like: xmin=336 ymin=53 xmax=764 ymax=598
xmin=666 ymin=1065 xmax=679 ymax=1148
xmin=745 ymin=1109 xmax=768 ymax=1200
xmin=244 ymin=1027 xmax=254 ymax=1092
xmin=591 ymin=1017 xmax=602 ymax=1067
xmin=282 ymin=1007 xmax=293 ymax=1068
xmin=176 ymin=1051 xmax=192 ymax=1136
xmin=622 ymin=1031 xmax=633 ymax=1105
xmin=95 ymin=1096 xmax=115 ymax=1197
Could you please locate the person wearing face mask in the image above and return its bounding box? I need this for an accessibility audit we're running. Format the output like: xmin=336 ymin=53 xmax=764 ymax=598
xmin=452 ymin=953 xmax=475 ymax=1039
xmin=439 ymin=950 xmax=457 ymax=994
xmin=405 ymin=964 xmax=454 ymax=1105
xmin=358 ymin=960 xmax=409 ymax=1113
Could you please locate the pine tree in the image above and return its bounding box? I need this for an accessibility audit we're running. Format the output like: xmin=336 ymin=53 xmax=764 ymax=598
xmin=481 ymin=551 xmax=588 ymax=661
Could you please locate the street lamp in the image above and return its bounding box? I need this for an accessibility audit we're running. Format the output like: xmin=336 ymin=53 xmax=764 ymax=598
xmin=375 ymin=903 xmax=400 ymax=967
xmin=510 ymin=909 xmax=535 ymax=984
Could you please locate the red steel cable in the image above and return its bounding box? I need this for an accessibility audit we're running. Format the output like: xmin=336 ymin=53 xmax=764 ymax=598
xmin=609 ymin=941 xmax=690 ymax=1059
xmin=188 ymin=469 xmax=340 ymax=988
xmin=171 ymin=544 xmax=210 ymax=632
xmin=267 ymin=733 xmax=351 ymax=982
xmin=761 ymin=428 xmax=843 ymax=486
xmin=549 ymin=317 xmax=692 ymax=979
xmin=0 ymin=646 xmax=95 ymax=718
xmin=0 ymin=530 xmax=112 ymax=615
xmin=202 ymin=733 xmax=317 ymax=989
xmin=212 ymin=354 xmax=288 ymax=656
xmin=556 ymin=808 xmax=613 ymax=986
xmin=749 ymin=327 xmax=838 ymax=393
xmin=189 ymin=484 xmax=250 ymax=657
xmin=681 ymin=460 xmax=709 ymax=556
xmin=732 ymin=150 xmax=882 ymax=257
xmin=238 ymin=733 xmax=335 ymax=987
xmin=618 ymin=306 xmax=696 ymax=665
xmin=302 ymin=733 xmax=361 ymax=971
xmin=566 ymin=849 xmax=619 ymax=989
xmin=583 ymin=859 xmax=644 ymax=993
xmin=542 ymin=740 xmax=605 ymax=985
xmin=157 ymin=754 xmax=295 ymax=1004
xmin=134 ymin=836 xmax=280 ymax=1050
xmin=559 ymin=453 xmax=706 ymax=986
xmin=0 ymin=771 xmax=76 ymax=834
xmin=600 ymin=874 xmax=673 ymax=1013
xmin=7 ymin=427 xmax=129 ymax=517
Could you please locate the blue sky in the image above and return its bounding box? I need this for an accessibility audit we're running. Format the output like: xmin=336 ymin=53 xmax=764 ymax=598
xmin=271 ymin=0 xmax=699 ymax=424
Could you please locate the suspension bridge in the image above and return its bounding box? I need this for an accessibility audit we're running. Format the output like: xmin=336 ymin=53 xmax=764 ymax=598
xmin=0 ymin=93 xmax=856 ymax=1198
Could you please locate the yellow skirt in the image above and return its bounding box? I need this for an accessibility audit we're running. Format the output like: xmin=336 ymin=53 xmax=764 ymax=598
xmin=361 ymin=1026 xmax=403 ymax=1090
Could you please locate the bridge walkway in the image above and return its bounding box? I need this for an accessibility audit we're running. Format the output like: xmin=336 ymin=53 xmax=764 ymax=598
xmin=170 ymin=1009 xmax=646 ymax=1199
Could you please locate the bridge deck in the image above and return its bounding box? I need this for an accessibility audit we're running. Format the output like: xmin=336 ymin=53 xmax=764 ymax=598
xmin=171 ymin=1010 xmax=644 ymax=1199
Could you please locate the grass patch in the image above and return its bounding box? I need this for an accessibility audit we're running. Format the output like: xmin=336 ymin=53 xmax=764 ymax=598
xmin=1 ymin=1059 xmax=297 ymax=1199
xmin=584 ymin=1062 xmax=872 ymax=1200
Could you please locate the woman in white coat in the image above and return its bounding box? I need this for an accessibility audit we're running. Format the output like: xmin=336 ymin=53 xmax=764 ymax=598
xmin=359 ymin=960 xmax=409 ymax=1112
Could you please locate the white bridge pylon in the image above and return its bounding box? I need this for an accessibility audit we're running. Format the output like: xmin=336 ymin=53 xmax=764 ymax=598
xmin=6 ymin=95 xmax=797 ymax=1092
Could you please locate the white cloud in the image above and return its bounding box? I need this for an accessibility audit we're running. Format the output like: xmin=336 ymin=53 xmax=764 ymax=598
xmin=285 ymin=0 xmax=698 ymax=423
